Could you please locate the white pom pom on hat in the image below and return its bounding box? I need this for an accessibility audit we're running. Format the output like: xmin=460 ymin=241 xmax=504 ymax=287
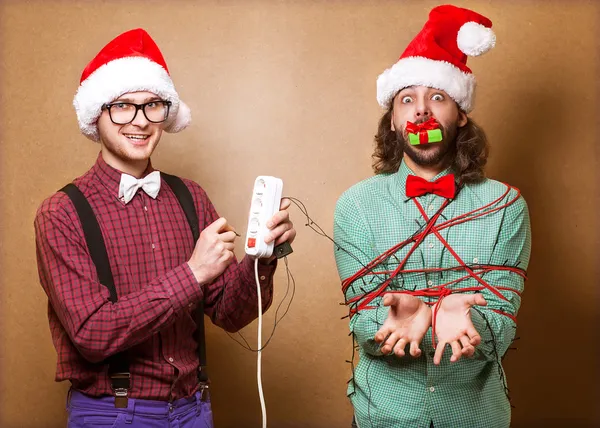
xmin=457 ymin=21 xmax=496 ymax=56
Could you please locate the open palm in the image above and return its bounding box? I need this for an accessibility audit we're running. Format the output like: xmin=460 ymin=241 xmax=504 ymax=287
xmin=432 ymin=293 xmax=487 ymax=365
xmin=375 ymin=293 xmax=432 ymax=358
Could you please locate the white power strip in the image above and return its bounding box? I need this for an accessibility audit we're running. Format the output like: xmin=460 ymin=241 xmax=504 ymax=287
xmin=245 ymin=176 xmax=283 ymax=259
xmin=244 ymin=176 xmax=283 ymax=428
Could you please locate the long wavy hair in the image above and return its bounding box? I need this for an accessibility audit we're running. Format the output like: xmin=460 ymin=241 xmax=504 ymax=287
xmin=372 ymin=105 xmax=489 ymax=183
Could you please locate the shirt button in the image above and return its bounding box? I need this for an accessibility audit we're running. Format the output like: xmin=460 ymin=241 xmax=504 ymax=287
xmin=144 ymin=206 xmax=148 ymax=211
xmin=152 ymin=243 xmax=156 ymax=249
xmin=427 ymin=280 xmax=433 ymax=286
xmin=473 ymin=258 xmax=479 ymax=264
xmin=428 ymin=205 xmax=434 ymax=211
xmin=429 ymin=386 xmax=435 ymax=392
xmin=168 ymin=357 xmax=174 ymax=363
xmin=260 ymin=275 xmax=266 ymax=281
xmin=428 ymin=242 xmax=434 ymax=248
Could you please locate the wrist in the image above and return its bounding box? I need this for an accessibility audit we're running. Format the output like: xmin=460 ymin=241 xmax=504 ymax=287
xmin=187 ymin=262 xmax=210 ymax=285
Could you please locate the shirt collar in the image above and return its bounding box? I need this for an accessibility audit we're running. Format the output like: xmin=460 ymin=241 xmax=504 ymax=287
xmin=92 ymin=153 xmax=156 ymax=200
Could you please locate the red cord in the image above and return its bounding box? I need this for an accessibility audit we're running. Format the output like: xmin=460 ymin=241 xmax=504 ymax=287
xmin=341 ymin=182 xmax=527 ymax=348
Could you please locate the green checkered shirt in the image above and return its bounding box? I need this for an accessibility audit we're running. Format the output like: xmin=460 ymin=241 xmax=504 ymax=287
xmin=333 ymin=160 xmax=532 ymax=428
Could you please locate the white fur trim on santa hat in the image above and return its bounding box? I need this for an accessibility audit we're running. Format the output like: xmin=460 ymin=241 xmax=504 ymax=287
xmin=167 ymin=100 xmax=191 ymax=133
xmin=376 ymin=56 xmax=477 ymax=112
xmin=457 ymin=21 xmax=496 ymax=57
xmin=73 ymin=56 xmax=191 ymax=141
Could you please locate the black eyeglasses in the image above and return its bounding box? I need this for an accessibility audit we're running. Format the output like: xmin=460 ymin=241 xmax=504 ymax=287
xmin=102 ymin=100 xmax=172 ymax=125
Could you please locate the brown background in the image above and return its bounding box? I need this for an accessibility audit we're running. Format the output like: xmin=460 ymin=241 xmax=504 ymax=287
xmin=1 ymin=0 xmax=598 ymax=427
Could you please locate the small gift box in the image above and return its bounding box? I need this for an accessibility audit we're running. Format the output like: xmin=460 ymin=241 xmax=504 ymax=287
xmin=406 ymin=118 xmax=442 ymax=145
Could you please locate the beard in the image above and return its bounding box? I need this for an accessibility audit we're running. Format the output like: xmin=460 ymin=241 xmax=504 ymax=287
xmin=396 ymin=119 xmax=458 ymax=167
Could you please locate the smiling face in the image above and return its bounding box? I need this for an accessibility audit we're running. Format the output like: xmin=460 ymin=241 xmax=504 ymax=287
xmin=390 ymin=86 xmax=467 ymax=168
xmin=96 ymin=91 xmax=165 ymax=175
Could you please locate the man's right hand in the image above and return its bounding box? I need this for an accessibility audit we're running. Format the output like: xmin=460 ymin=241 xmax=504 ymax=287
xmin=187 ymin=217 xmax=237 ymax=285
xmin=374 ymin=293 xmax=432 ymax=357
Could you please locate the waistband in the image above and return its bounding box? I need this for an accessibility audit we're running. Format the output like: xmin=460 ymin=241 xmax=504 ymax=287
xmin=68 ymin=386 xmax=209 ymax=417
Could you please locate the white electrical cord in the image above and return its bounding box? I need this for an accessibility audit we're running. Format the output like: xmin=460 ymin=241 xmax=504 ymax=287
xmin=254 ymin=258 xmax=267 ymax=428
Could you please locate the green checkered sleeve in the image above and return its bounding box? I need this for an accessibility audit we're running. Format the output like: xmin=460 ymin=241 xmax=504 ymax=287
xmin=333 ymin=191 xmax=390 ymax=357
xmin=470 ymin=192 xmax=532 ymax=359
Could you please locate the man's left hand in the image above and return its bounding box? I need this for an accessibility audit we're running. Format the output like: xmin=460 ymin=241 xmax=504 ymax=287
xmin=432 ymin=293 xmax=487 ymax=365
xmin=264 ymin=198 xmax=296 ymax=247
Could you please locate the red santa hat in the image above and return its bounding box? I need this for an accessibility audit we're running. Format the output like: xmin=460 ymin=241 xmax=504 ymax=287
xmin=376 ymin=5 xmax=496 ymax=112
xmin=73 ymin=28 xmax=191 ymax=141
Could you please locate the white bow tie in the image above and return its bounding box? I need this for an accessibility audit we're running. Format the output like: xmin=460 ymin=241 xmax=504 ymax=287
xmin=118 ymin=171 xmax=161 ymax=204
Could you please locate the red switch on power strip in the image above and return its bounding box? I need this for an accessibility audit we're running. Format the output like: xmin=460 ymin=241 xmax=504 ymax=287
xmin=247 ymin=238 xmax=256 ymax=248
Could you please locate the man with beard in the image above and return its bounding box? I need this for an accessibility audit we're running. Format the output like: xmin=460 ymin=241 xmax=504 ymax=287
xmin=334 ymin=5 xmax=532 ymax=428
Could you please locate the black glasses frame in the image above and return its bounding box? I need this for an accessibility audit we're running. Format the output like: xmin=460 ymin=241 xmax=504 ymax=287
xmin=102 ymin=100 xmax=172 ymax=125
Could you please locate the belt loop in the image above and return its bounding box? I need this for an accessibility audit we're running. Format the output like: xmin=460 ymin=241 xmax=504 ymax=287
xmin=125 ymin=396 xmax=135 ymax=424
xmin=65 ymin=387 xmax=73 ymax=413
xmin=195 ymin=390 xmax=201 ymax=415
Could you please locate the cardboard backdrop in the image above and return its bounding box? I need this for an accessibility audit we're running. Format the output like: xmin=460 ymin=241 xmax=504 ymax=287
xmin=1 ymin=1 xmax=598 ymax=426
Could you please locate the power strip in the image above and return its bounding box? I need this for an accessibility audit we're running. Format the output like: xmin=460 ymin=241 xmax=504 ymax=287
xmin=244 ymin=176 xmax=283 ymax=428
xmin=245 ymin=176 xmax=283 ymax=259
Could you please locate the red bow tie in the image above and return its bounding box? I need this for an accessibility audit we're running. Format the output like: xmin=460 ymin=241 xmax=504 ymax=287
xmin=406 ymin=174 xmax=456 ymax=199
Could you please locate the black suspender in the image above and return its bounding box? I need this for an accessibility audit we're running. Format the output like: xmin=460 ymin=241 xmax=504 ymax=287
xmin=160 ymin=173 xmax=208 ymax=383
xmin=61 ymin=184 xmax=118 ymax=303
xmin=60 ymin=172 xmax=208 ymax=407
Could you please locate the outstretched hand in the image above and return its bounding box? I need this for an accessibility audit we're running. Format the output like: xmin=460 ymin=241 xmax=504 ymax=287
xmin=374 ymin=293 xmax=432 ymax=358
xmin=432 ymin=293 xmax=487 ymax=365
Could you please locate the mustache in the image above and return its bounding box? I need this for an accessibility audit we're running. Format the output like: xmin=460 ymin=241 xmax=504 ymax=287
xmin=412 ymin=117 xmax=440 ymax=127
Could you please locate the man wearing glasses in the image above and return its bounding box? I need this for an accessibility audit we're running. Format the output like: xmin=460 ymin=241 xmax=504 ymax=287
xmin=34 ymin=28 xmax=296 ymax=428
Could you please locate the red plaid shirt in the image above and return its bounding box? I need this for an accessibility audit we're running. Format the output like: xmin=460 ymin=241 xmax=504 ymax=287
xmin=35 ymin=154 xmax=275 ymax=400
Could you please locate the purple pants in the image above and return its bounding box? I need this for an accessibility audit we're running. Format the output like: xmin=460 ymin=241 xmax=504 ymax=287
xmin=66 ymin=388 xmax=214 ymax=428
